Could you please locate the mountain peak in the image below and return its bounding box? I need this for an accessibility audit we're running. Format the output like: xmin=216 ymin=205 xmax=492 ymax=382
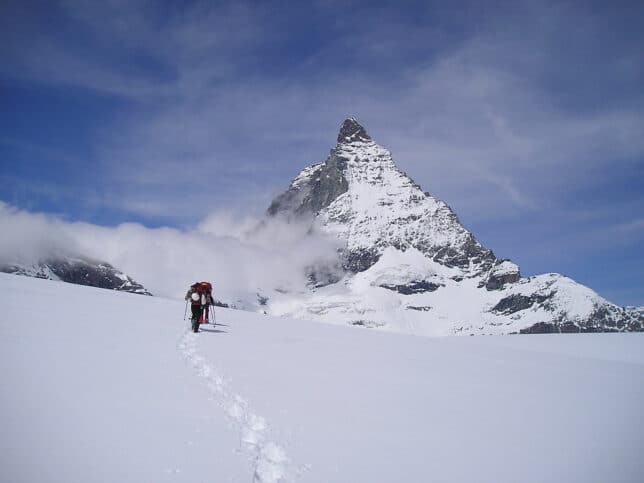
xmin=337 ymin=117 xmax=371 ymax=144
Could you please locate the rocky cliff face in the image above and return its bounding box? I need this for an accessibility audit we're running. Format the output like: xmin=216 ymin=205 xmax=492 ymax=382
xmin=265 ymin=118 xmax=643 ymax=335
xmin=1 ymin=257 xmax=152 ymax=295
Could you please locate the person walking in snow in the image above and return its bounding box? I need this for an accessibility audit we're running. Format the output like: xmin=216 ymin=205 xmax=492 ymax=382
xmin=184 ymin=282 xmax=214 ymax=333
xmin=198 ymin=281 xmax=214 ymax=323
xmin=185 ymin=283 xmax=207 ymax=333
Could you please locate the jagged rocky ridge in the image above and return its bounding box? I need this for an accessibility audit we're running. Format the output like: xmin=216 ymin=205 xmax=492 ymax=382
xmin=264 ymin=118 xmax=643 ymax=335
xmin=1 ymin=257 xmax=152 ymax=296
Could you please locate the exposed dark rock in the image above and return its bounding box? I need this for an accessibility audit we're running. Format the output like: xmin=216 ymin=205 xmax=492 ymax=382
xmin=521 ymin=321 xmax=615 ymax=334
xmin=257 ymin=293 xmax=269 ymax=306
xmin=519 ymin=322 xmax=558 ymax=334
xmin=485 ymin=272 xmax=520 ymax=290
xmin=380 ymin=280 xmax=442 ymax=295
xmin=561 ymin=321 xmax=582 ymax=333
xmin=267 ymin=154 xmax=349 ymax=217
xmin=491 ymin=292 xmax=554 ymax=315
xmin=407 ymin=306 xmax=432 ymax=311
xmin=586 ymin=304 xmax=644 ymax=332
xmin=349 ymin=319 xmax=384 ymax=328
xmin=337 ymin=117 xmax=371 ymax=144
xmin=484 ymin=260 xmax=521 ymax=290
xmin=429 ymin=234 xmax=496 ymax=272
xmin=519 ymin=303 xmax=643 ymax=334
xmin=343 ymin=248 xmax=380 ymax=272
xmin=1 ymin=258 xmax=152 ymax=295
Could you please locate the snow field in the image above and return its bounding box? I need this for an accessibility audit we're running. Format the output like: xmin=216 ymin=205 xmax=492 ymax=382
xmin=2 ymin=272 xmax=644 ymax=482
xmin=178 ymin=330 xmax=295 ymax=482
xmin=0 ymin=274 xmax=250 ymax=482
xmin=205 ymin=309 xmax=644 ymax=483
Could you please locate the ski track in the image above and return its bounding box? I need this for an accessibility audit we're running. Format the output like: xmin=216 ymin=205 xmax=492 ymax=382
xmin=178 ymin=327 xmax=296 ymax=483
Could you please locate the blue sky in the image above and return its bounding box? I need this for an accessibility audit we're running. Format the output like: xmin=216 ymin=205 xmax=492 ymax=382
xmin=1 ymin=0 xmax=643 ymax=305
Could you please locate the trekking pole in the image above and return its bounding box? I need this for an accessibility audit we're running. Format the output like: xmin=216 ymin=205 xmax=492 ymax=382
xmin=211 ymin=292 xmax=217 ymax=326
xmin=183 ymin=300 xmax=188 ymax=320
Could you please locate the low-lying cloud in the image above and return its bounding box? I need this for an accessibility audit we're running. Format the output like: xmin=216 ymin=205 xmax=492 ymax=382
xmin=0 ymin=203 xmax=81 ymax=265
xmin=0 ymin=202 xmax=342 ymax=305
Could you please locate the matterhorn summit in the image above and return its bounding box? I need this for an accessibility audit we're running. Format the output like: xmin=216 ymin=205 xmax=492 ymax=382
xmin=336 ymin=116 xmax=372 ymax=143
xmin=265 ymin=118 xmax=643 ymax=335
xmin=269 ymin=118 xmax=498 ymax=276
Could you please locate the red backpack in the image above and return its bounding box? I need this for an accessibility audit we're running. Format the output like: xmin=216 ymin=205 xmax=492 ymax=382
xmin=197 ymin=282 xmax=213 ymax=323
xmin=190 ymin=281 xmax=213 ymax=304
xmin=199 ymin=281 xmax=212 ymax=296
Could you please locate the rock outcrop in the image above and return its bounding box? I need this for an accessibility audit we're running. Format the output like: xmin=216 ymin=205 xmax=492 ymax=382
xmin=1 ymin=257 xmax=152 ymax=295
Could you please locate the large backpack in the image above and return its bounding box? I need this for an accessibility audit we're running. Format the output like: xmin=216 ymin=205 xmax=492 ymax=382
xmin=195 ymin=281 xmax=214 ymax=324
xmin=199 ymin=282 xmax=212 ymax=303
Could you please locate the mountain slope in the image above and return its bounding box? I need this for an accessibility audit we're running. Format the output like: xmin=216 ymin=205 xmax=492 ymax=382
xmin=1 ymin=256 xmax=152 ymax=295
xmin=1 ymin=273 xmax=643 ymax=483
xmin=269 ymin=117 xmax=497 ymax=275
xmin=266 ymin=118 xmax=643 ymax=334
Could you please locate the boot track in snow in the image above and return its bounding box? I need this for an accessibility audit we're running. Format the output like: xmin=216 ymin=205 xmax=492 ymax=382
xmin=178 ymin=328 xmax=297 ymax=482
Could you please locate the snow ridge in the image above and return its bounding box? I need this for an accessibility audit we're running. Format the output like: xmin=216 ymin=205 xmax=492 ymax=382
xmin=178 ymin=330 xmax=294 ymax=483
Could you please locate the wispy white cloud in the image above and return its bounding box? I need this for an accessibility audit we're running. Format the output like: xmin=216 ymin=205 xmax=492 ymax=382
xmin=0 ymin=202 xmax=80 ymax=264
xmin=613 ymin=218 xmax=644 ymax=235
xmin=0 ymin=202 xmax=342 ymax=303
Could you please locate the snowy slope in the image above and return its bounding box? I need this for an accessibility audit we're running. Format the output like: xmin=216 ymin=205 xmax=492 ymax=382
xmin=265 ymin=118 xmax=643 ymax=334
xmin=1 ymin=256 xmax=151 ymax=295
xmin=269 ymin=247 xmax=642 ymax=335
xmin=2 ymin=273 xmax=643 ymax=482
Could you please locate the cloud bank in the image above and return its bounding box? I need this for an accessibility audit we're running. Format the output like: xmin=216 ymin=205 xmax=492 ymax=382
xmin=0 ymin=203 xmax=81 ymax=265
xmin=0 ymin=202 xmax=342 ymax=305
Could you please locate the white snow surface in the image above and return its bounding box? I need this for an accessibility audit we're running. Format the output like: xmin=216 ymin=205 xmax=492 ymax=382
xmin=488 ymin=259 xmax=520 ymax=277
xmin=1 ymin=273 xmax=643 ymax=483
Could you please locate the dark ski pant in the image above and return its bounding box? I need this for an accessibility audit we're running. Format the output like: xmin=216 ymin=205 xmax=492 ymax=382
xmin=190 ymin=304 xmax=203 ymax=332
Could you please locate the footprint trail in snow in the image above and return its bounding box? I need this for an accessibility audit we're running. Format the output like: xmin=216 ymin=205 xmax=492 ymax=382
xmin=178 ymin=330 xmax=295 ymax=482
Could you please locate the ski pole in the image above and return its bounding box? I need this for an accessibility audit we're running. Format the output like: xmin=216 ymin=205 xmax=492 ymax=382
xmin=183 ymin=300 xmax=188 ymax=320
xmin=212 ymin=290 xmax=217 ymax=325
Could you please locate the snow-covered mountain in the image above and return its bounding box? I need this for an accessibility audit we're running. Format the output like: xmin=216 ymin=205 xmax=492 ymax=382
xmin=0 ymin=256 xmax=152 ymax=295
xmin=265 ymin=118 xmax=643 ymax=335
